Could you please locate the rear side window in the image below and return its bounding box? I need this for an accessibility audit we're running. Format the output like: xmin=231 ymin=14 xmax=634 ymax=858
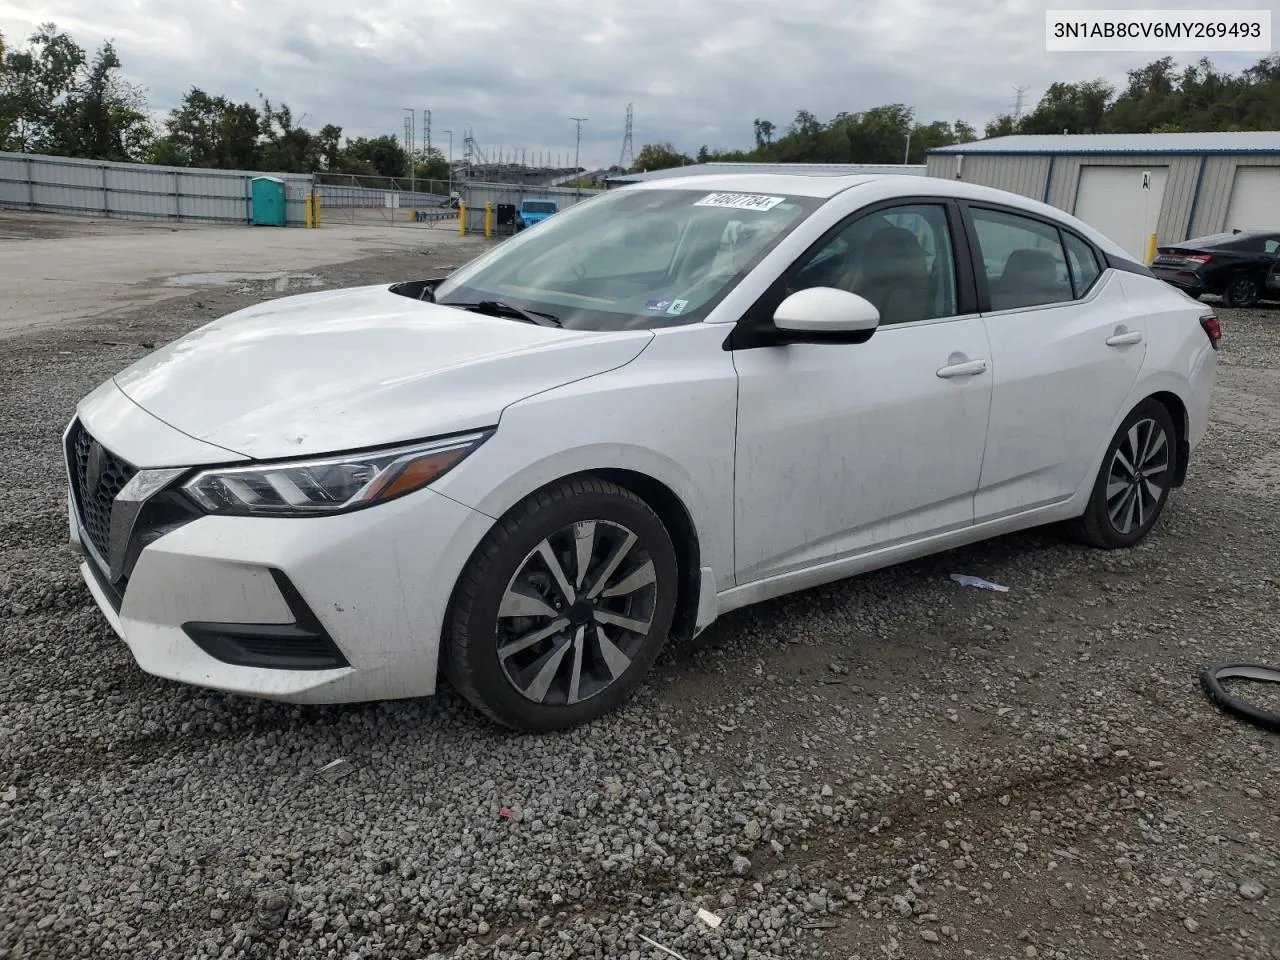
xmin=1063 ymin=232 xmax=1102 ymax=297
xmin=969 ymin=208 xmax=1073 ymax=310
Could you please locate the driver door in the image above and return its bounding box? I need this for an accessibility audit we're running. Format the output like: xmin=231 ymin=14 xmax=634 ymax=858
xmin=729 ymin=200 xmax=993 ymax=584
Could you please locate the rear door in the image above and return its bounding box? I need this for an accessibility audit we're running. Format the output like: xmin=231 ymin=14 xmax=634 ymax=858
xmin=963 ymin=203 xmax=1147 ymax=522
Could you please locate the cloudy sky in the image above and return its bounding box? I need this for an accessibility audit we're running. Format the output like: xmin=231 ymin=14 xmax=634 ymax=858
xmin=0 ymin=0 xmax=1274 ymax=168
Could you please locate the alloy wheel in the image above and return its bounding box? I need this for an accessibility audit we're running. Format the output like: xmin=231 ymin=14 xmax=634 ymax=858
xmin=1104 ymin=417 xmax=1170 ymax=535
xmin=1227 ymin=276 xmax=1258 ymax=307
xmin=496 ymin=520 xmax=659 ymax=705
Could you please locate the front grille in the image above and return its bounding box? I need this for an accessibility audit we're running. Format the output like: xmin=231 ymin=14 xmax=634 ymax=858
xmin=66 ymin=419 xmax=138 ymax=566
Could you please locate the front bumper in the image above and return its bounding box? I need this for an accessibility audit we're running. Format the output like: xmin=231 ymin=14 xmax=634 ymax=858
xmin=67 ymin=421 xmax=495 ymax=704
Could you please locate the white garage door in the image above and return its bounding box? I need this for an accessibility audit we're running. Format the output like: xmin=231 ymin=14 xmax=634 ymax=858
xmin=1072 ymin=165 xmax=1168 ymax=261
xmin=1223 ymin=167 xmax=1280 ymax=232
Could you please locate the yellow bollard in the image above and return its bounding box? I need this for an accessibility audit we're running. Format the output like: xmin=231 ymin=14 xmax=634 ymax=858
xmin=459 ymin=201 xmax=466 ymax=235
xmin=1145 ymin=231 xmax=1157 ymax=264
xmin=313 ymin=192 xmax=320 ymax=228
xmin=305 ymin=193 xmax=314 ymax=229
xmin=484 ymin=202 xmax=493 ymax=238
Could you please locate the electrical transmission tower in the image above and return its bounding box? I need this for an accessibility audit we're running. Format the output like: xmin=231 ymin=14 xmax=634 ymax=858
xmin=1012 ymin=86 xmax=1029 ymax=119
xmin=570 ymin=117 xmax=587 ymax=172
xmin=422 ymin=110 xmax=431 ymax=155
xmin=619 ymin=103 xmax=635 ymax=169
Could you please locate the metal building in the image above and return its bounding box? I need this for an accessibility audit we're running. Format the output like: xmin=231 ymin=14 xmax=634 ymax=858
xmin=926 ymin=132 xmax=1280 ymax=261
xmin=605 ymin=161 xmax=928 ymax=187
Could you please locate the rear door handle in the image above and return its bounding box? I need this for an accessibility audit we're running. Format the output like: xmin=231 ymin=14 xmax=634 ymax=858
xmin=936 ymin=358 xmax=988 ymax=379
xmin=1106 ymin=331 xmax=1143 ymax=346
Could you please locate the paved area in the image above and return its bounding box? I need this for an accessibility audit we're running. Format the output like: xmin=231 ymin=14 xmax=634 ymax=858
xmin=0 ymin=209 xmax=474 ymax=337
xmin=0 ymin=221 xmax=1277 ymax=959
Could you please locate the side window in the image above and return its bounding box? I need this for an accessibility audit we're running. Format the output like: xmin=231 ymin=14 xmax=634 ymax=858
xmin=1265 ymin=238 xmax=1280 ymax=255
xmin=787 ymin=203 xmax=958 ymax=326
xmin=1063 ymin=232 xmax=1102 ymax=297
xmin=970 ymin=208 xmax=1074 ymax=310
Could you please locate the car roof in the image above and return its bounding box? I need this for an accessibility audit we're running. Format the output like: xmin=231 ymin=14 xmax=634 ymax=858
xmin=624 ymin=173 xmax=1133 ymax=260
xmin=623 ymin=172 xmax=1087 ymax=213
xmin=623 ymin=173 xmax=886 ymax=199
xmin=1190 ymin=230 xmax=1273 ymax=244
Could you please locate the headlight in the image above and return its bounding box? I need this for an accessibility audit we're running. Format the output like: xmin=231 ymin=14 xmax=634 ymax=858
xmin=181 ymin=431 xmax=490 ymax=517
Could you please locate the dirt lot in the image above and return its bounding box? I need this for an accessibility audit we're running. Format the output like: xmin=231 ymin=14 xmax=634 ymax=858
xmin=0 ymin=214 xmax=1277 ymax=960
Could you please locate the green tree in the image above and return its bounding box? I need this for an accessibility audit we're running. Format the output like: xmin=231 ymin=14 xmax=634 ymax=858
xmin=632 ymin=141 xmax=691 ymax=172
xmin=0 ymin=23 xmax=85 ymax=151
xmin=43 ymin=41 xmax=152 ymax=160
xmin=342 ymin=134 xmax=408 ymax=177
xmin=1018 ymin=79 xmax=1114 ymax=134
xmin=257 ymin=98 xmax=317 ymax=172
xmin=412 ymin=145 xmax=450 ymax=186
xmin=164 ymin=87 xmax=261 ymax=168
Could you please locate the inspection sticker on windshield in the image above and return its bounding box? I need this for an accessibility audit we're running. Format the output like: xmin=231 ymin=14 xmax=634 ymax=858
xmin=694 ymin=192 xmax=785 ymax=212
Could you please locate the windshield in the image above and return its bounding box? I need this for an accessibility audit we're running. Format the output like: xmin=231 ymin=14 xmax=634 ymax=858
xmin=433 ymin=187 xmax=823 ymax=330
xmin=522 ymin=201 xmax=557 ymax=214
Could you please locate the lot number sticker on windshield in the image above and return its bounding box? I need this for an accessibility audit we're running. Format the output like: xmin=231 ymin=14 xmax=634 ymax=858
xmin=694 ymin=193 xmax=785 ymax=212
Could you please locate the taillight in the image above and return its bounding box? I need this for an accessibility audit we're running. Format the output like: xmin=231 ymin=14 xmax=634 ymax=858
xmin=1183 ymin=253 xmax=1213 ymax=264
xmin=1200 ymin=314 xmax=1221 ymax=350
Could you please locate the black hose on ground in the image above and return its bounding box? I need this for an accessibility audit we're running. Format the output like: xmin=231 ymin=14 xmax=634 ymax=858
xmin=1200 ymin=663 xmax=1280 ymax=734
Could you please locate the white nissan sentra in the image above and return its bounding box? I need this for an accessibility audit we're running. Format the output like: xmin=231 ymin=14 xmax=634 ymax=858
xmin=64 ymin=173 xmax=1219 ymax=731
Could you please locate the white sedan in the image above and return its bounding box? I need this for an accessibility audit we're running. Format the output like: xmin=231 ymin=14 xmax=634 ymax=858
xmin=64 ymin=173 xmax=1219 ymax=730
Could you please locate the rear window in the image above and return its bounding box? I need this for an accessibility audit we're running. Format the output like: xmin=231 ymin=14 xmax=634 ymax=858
xmin=523 ymin=201 xmax=557 ymax=214
xmin=1189 ymin=232 xmax=1259 ymax=248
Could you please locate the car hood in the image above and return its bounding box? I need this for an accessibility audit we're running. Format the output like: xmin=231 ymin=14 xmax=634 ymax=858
xmin=111 ymin=283 xmax=654 ymax=460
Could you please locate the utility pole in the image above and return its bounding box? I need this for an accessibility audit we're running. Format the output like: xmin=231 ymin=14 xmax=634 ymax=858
xmin=903 ymin=129 xmax=912 ymax=164
xmin=423 ymin=109 xmax=431 ymax=154
xmin=570 ymin=117 xmax=587 ymax=173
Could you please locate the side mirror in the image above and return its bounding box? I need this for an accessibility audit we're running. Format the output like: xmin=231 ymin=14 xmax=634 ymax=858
xmin=773 ymin=287 xmax=880 ymax=336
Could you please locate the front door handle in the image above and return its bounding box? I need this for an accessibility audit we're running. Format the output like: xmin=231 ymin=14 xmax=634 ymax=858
xmin=1106 ymin=330 xmax=1143 ymax=346
xmin=936 ymin=358 xmax=988 ymax=379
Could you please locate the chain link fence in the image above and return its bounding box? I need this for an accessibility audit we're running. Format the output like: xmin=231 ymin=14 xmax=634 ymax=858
xmin=312 ymin=173 xmax=458 ymax=228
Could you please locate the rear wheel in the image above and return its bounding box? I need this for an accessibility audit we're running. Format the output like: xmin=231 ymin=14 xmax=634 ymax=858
xmin=1069 ymin=399 xmax=1178 ymax=549
xmin=443 ymin=477 xmax=679 ymax=731
xmin=1223 ymin=273 xmax=1260 ymax=308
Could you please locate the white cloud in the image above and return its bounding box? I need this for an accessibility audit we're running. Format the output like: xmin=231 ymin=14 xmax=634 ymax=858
xmin=0 ymin=0 xmax=1274 ymax=168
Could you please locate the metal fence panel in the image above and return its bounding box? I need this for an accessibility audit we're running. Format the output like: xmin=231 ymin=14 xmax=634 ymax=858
xmin=0 ymin=150 xmax=316 ymax=226
xmin=312 ymin=176 xmax=458 ymax=228
xmin=461 ymin=181 xmax=603 ymax=214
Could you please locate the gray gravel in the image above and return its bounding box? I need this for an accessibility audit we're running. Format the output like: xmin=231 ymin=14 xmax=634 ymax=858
xmin=2 ymin=238 xmax=1279 ymax=960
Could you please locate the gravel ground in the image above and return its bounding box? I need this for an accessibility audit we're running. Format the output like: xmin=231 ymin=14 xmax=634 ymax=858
xmin=1 ymin=244 xmax=1278 ymax=960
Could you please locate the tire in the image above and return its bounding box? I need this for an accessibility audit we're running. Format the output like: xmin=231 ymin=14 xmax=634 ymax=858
xmin=1200 ymin=663 xmax=1280 ymax=734
xmin=1223 ymin=273 xmax=1260 ymax=308
xmin=1069 ymin=398 xmax=1178 ymax=549
xmin=442 ymin=477 xmax=679 ymax=731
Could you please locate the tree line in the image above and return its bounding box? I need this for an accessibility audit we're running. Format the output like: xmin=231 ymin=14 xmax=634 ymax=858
xmin=632 ymin=53 xmax=1280 ymax=172
xmin=6 ymin=24 xmax=1280 ymax=180
xmin=0 ymin=22 xmax=447 ymax=182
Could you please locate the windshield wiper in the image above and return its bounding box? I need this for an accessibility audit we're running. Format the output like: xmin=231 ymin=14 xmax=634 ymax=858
xmin=446 ymin=300 xmax=561 ymax=327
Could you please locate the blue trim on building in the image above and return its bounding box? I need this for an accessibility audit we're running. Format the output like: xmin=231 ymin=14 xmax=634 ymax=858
xmin=1042 ymin=155 xmax=1055 ymax=203
xmin=1184 ymin=157 xmax=1207 ymax=240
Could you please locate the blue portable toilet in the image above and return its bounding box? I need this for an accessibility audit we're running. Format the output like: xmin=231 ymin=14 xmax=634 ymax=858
xmin=250 ymin=176 xmax=287 ymax=226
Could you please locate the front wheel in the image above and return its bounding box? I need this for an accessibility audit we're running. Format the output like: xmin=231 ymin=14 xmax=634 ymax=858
xmin=1069 ymin=399 xmax=1178 ymax=549
xmin=1223 ymin=273 xmax=1260 ymax=308
xmin=442 ymin=477 xmax=679 ymax=731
